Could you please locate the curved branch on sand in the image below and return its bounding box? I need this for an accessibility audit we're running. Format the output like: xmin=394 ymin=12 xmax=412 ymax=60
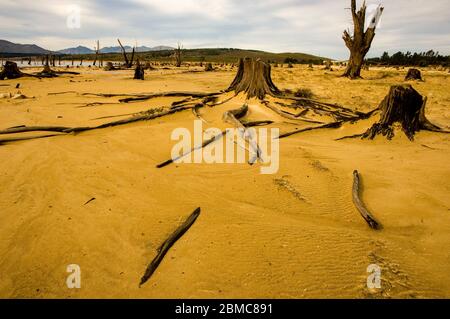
xmin=140 ymin=207 xmax=201 ymax=286
xmin=352 ymin=170 xmax=381 ymax=230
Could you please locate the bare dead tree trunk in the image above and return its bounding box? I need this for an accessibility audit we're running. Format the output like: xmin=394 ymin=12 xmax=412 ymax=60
xmin=227 ymin=58 xmax=281 ymax=99
xmin=129 ymin=47 xmax=135 ymax=68
xmin=342 ymin=0 xmax=383 ymax=79
xmin=174 ymin=43 xmax=182 ymax=67
xmin=117 ymin=39 xmax=130 ymax=68
xmin=93 ymin=40 xmax=100 ymax=66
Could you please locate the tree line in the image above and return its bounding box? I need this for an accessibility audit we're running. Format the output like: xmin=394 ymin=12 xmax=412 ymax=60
xmin=369 ymin=50 xmax=450 ymax=67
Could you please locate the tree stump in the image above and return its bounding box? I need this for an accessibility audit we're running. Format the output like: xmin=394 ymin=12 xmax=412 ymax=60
xmin=204 ymin=63 xmax=213 ymax=72
xmin=134 ymin=60 xmax=145 ymax=80
xmin=104 ymin=62 xmax=117 ymax=71
xmin=0 ymin=61 xmax=25 ymax=80
xmin=362 ymin=85 xmax=444 ymax=140
xmin=36 ymin=56 xmax=57 ymax=77
xmin=227 ymin=58 xmax=281 ymax=99
xmin=405 ymin=68 xmax=423 ymax=81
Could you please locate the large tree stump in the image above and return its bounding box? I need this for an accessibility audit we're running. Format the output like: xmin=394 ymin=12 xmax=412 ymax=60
xmin=36 ymin=55 xmax=57 ymax=78
xmin=227 ymin=58 xmax=281 ymax=99
xmin=362 ymin=85 xmax=445 ymax=140
xmin=0 ymin=61 xmax=25 ymax=80
xmin=405 ymin=68 xmax=423 ymax=81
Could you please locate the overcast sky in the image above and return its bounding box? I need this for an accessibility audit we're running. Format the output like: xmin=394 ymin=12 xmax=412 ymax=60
xmin=1 ymin=0 xmax=449 ymax=59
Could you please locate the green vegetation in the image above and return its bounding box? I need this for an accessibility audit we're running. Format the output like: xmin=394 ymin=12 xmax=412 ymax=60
xmin=61 ymin=48 xmax=328 ymax=64
xmin=368 ymin=50 xmax=450 ymax=67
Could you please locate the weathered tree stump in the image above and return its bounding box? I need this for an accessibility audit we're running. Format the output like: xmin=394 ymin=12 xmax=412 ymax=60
xmin=405 ymin=68 xmax=423 ymax=81
xmin=0 ymin=61 xmax=25 ymax=80
xmin=204 ymin=63 xmax=213 ymax=72
xmin=36 ymin=56 xmax=57 ymax=77
xmin=104 ymin=62 xmax=117 ymax=71
xmin=362 ymin=85 xmax=445 ymax=140
xmin=134 ymin=60 xmax=145 ymax=80
xmin=227 ymin=58 xmax=281 ymax=99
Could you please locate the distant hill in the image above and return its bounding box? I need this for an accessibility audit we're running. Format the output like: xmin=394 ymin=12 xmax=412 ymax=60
xmin=138 ymin=48 xmax=329 ymax=64
xmin=0 ymin=39 xmax=50 ymax=55
xmin=99 ymin=45 xmax=174 ymax=53
xmin=61 ymin=48 xmax=329 ymax=64
xmin=58 ymin=46 xmax=94 ymax=55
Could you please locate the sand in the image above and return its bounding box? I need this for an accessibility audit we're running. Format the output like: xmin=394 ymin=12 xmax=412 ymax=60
xmin=0 ymin=64 xmax=449 ymax=298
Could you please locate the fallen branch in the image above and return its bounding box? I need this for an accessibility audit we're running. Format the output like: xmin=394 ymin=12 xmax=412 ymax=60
xmin=157 ymin=130 xmax=226 ymax=168
xmin=352 ymin=170 xmax=381 ymax=230
xmin=140 ymin=207 xmax=201 ymax=286
xmin=277 ymin=122 xmax=343 ymax=139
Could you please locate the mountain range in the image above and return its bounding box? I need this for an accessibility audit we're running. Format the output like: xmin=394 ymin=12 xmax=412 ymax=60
xmin=58 ymin=45 xmax=174 ymax=55
xmin=0 ymin=39 xmax=50 ymax=55
xmin=0 ymin=39 xmax=174 ymax=55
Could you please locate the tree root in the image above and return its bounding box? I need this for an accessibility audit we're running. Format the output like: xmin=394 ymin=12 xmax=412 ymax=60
xmin=119 ymin=91 xmax=221 ymax=103
xmin=262 ymin=100 xmax=324 ymax=124
xmin=352 ymin=170 xmax=382 ymax=230
xmin=140 ymin=207 xmax=201 ymax=286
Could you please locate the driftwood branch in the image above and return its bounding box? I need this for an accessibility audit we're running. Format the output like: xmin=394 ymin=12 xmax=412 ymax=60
xmin=278 ymin=122 xmax=343 ymax=139
xmin=352 ymin=170 xmax=381 ymax=230
xmin=140 ymin=207 xmax=201 ymax=286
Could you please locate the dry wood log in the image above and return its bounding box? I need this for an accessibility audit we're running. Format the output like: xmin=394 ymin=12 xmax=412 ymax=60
xmin=140 ymin=207 xmax=201 ymax=286
xmin=0 ymin=105 xmax=195 ymax=138
xmin=278 ymin=122 xmax=343 ymax=139
xmin=352 ymin=170 xmax=381 ymax=230
xmin=0 ymin=134 xmax=62 ymax=145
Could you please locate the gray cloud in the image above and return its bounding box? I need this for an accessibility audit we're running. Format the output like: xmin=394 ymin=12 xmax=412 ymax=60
xmin=0 ymin=0 xmax=449 ymax=59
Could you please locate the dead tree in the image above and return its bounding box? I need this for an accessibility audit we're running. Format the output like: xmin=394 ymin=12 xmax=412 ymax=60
xmin=93 ymin=40 xmax=100 ymax=66
xmin=134 ymin=59 xmax=144 ymax=80
xmin=174 ymin=43 xmax=182 ymax=67
xmin=405 ymin=68 xmax=423 ymax=81
xmin=117 ymin=39 xmax=135 ymax=68
xmin=338 ymin=85 xmax=449 ymax=141
xmin=342 ymin=0 xmax=383 ymax=79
